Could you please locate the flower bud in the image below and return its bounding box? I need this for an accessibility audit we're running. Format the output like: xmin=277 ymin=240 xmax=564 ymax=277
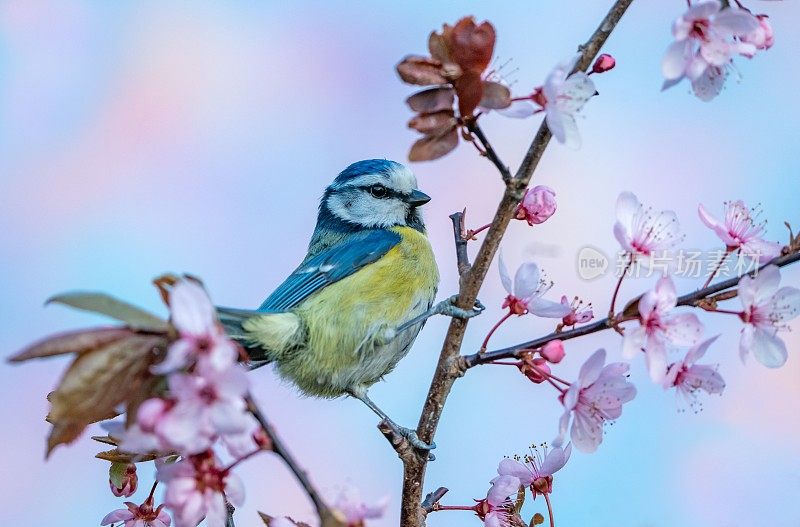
xmin=540 ymin=340 xmax=565 ymax=364
xmin=515 ymin=185 xmax=557 ymax=226
xmin=109 ymin=463 xmax=138 ymax=498
xmin=591 ymin=53 xmax=616 ymax=74
xmin=742 ymin=15 xmax=774 ymax=54
xmin=519 ymin=357 xmax=551 ymax=384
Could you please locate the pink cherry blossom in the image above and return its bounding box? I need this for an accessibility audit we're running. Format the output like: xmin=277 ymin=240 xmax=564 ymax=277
xmin=113 ymin=398 xmax=173 ymax=454
xmin=614 ymin=192 xmax=683 ymax=259
xmin=478 ymin=475 xmax=520 ymax=527
xmin=332 ymin=485 xmax=388 ymax=527
xmin=101 ymin=499 xmax=171 ymax=527
xmin=554 ymin=349 xmax=637 ymax=453
xmin=661 ymin=1 xmax=759 ymax=100
xmin=663 ymin=335 xmax=725 ymax=410
xmin=738 ymin=265 xmax=800 ymax=368
xmin=560 ymin=295 xmax=594 ymax=327
xmin=741 ymin=14 xmax=774 ymax=55
xmin=157 ymin=453 xmax=244 ymax=527
xmin=515 ymin=186 xmax=557 ymax=226
xmin=498 ymin=253 xmax=572 ymax=318
xmin=698 ymin=200 xmax=782 ymax=263
xmin=496 ymin=442 xmax=571 ymax=497
xmin=498 ymin=56 xmax=597 ymax=148
xmin=110 ymin=463 xmax=138 ymax=498
xmin=156 ymin=365 xmax=252 ymax=455
xmin=539 ymin=56 xmax=596 ymax=149
xmin=152 ymin=280 xmax=238 ymax=375
xmin=540 ymin=340 xmax=565 ymax=364
xmin=623 ymin=276 xmax=704 ymax=382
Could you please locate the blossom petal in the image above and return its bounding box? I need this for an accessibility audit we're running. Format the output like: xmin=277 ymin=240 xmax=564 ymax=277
xmin=498 ymin=100 xmax=536 ymax=118
xmin=170 ymin=280 xmax=216 ymax=336
xmin=225 ymin=472 xmax=246 ymax=506
xmin=770 ymin=287 xmax=800 ymax=323
xmin=101 ymin=509 xmax=134 ymax=525
xmin=622 ymin=326 xmax=646 ymax=360
xmin=498 ymin=251 xmax=513 ymax=295
xmin=545 ymin=108 xmax=567 ymax=145
xmin=713 ymin=9 xmax=759 ymax=36
xmin=514 ymin=262 xmax=541 ymax=301
xmin=578 ymin=349 xmax=606 ymax=387
xmin=497 ymin=458 xmax=534 ymax=486
xmin=615 ymin=192 xmax=640 ymax=229
xmin=662 ymin=40 xmax=691 ymax=80
xmin=644 ymin=338 xmax=668 ymax=383
xmin=539 ymin=446 xmax=569 ymax=476
xmin=684 ymin=334 xmax=720 ymax=365
xmin=750 ymin=327 xmax=788 ymax=368
xmin=487 ymin=475 xmax=521 ymax=506
xmin=528 ymin=298 xmax=572 ymax=318
xmin=741 ymin=238 xmax=783 ymax=263
xmin=692 ymin=65 xmax=727 ymax=102
xmin=662 ymin=312 xmax=704 ymax=347
xmin=750 ymin=265 xmax=781 ymax=304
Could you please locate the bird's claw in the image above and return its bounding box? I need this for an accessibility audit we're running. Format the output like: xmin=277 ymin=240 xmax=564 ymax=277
xmin=391 ymin=423 xmax=436 ymax=460
xmin=436 ymin=295 xmax=485 ymax=320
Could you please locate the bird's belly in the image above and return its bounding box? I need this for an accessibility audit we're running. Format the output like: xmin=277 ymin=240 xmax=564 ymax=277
xmin=279 ymin=227 xmax=438 ymax=397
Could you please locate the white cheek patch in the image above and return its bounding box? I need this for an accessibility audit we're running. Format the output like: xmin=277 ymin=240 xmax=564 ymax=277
xmin=327 ymin=191 xmax=408 ymax=228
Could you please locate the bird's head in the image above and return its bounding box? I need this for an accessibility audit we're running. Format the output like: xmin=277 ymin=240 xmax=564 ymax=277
xmin=320 ymin=159 xmax=430 ymax=231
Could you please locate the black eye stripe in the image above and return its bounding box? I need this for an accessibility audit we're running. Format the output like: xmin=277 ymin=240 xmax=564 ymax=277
xmin=358 ymin=184 xmax=403 ymax=200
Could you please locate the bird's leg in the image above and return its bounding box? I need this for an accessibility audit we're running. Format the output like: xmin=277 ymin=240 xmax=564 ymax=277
xmin=396 ymin=295 xmax=485 ymax=333
xmin=347 ymin=386 xmax=436 ymax=459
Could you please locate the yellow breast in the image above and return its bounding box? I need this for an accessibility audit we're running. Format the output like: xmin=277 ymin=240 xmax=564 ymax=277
xmin=281 ymin=226 xmax=439 ymax=397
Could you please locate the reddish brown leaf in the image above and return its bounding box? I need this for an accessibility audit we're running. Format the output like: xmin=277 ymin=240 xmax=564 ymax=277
xmin=9 ymin=327 xmax=135 ymax=362
xmin=408 ymin=127 xmax=459 ymax=162
xmin=428 ymin=28 xmax=453 ymax=64
xmin=454 ymin=71 xmax=484 ymax=117
xmin=449 ymin=17 xmax=496 ymax=74
xmin=479 ymin=81 xmax=512 ymax=110
xmin=396 ymin=55 xmax=448 ymax=86
xmin=408 ymin=111 xmax=457 ymax=135
xmin=96 ymin=448 xmax=164 ymax=464
xmin=45 ymin=334 xmax=167 ymax=456
xmin=406 ymin=87 xmax=455 ymax=113
xmin=47 ymin=292 xmax=168 ymax=330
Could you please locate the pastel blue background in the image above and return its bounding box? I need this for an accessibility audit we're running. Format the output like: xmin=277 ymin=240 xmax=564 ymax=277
xmin=2 ymin=1 xmax=798 ymax=526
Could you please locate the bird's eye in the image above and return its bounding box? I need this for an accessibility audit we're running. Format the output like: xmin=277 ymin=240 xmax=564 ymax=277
xmin=369 ymin=184 xmax=388 ymax=198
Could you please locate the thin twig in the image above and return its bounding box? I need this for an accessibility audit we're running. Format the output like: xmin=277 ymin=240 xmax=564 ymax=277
xmin=246 ymin=395 xmax=337 ymax=525
xmin=398 ymin=2 xmax=635 ymax=526
xmin=422 ymin=487 xmax=450 ymax=513
xmin=466 ymin=120 xmax=513 ymax=182
xmin=450 ymin=212 xmax=471 ymax=277
xmin=466 ymin=250 xmax=800 ymax=367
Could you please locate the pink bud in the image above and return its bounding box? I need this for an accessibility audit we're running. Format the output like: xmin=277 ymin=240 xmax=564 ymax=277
xmin=591 ymin=53 xmax=616 ymax=74
xmin=742 ymin=15 xmax=774 ymax=53
xmin=519 ymin=357 xmax=551 ymax=384
xmin=109 ymin=463 xmax=138 ymax=498
xmin=540 ymin=340 xmax=565 ymax=364
xmin=515 ymin=185 xmax=557 ymax=226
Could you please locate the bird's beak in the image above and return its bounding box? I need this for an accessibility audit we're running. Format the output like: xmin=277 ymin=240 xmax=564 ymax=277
xmin=407 ymin=189 xmax=431 ymax=206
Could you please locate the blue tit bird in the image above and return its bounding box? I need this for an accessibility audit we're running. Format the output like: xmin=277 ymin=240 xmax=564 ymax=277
xmin=218 ymin=159 xmax=482 ymax=452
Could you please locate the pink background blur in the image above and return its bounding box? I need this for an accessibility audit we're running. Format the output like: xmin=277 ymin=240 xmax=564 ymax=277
xmin=1 ymin=1 xmax=798 ymax=526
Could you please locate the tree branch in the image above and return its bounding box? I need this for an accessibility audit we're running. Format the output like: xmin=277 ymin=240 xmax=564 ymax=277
xmin=246 ymin=396 xmax=340 ymax=526
xmin=465 ymin=250 xmax=800 ymax=367
xmin=450 ymin=211 xmax=471 ymax=278
xmin=399 ymin=2 xmax=635 ymax=526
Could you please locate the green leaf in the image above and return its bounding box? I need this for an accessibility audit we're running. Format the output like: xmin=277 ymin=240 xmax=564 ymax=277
xmin=109 ymin=461 xmax=128 ymax=488
xmin=47 ymin=292 xmax=168 ymax=330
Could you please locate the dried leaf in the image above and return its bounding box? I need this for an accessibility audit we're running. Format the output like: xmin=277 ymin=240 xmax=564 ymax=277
xmin=408 ymin=127 xmax=459 ymax=162
xmin=47 ymin=292 xmax=168 ymax=331
xmin=406 ymin=87 xmax=455 ymax=113
xmin=428 ymin=29 xmax=453 ymax=64
xmin=408 ymin=111 xmax=457 ymax=135
xmin=531 ymin=513 xmax=545 ymax=526
xmin=92 ymin=435 xmax=120 ymax=446
xmin=9 ymin=327 xmax=135 ymax=362
xmin=396 ymin=55 xmax=448 ymax=86
xmin=454 ymin=71 xmax=484 ymax=117
xmin=514 ymin=485 xmax=526 ymax=513
xmin=96 ymin=448 xmax=162 ymax=464
xmin=258 ymin=512 xmax=315 ymax=527
xmin=621 ymin=294 xmax=643 ymax=318
xmin=450 ymin=17 xmax=496 ymax=74
xmin=479 ymin=81 xmax=511 ymax=110
xmin=46 ymin=334 xmax=166 ymax=455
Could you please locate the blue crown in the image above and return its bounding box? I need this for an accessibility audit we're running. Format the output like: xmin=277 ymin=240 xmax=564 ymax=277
xmin=331 ymin=159 xmax=404 ymax=188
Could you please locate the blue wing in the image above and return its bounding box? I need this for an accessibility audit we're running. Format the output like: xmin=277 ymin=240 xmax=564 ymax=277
xmin=258 ymin=229 xmax=401 ymax=312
